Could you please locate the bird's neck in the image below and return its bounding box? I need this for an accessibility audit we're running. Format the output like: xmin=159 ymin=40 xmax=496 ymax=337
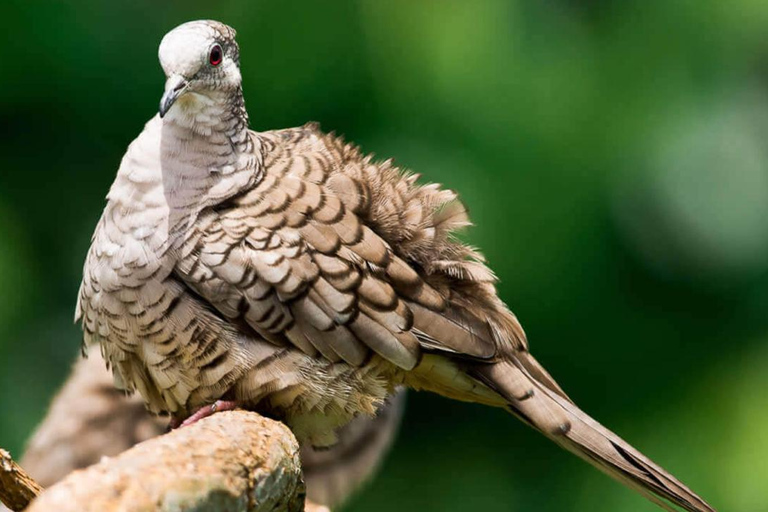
xmin=157 ymin=88 xmax=261 ymax=230
xmin=106 ymin=88 xmax=262 ymax=258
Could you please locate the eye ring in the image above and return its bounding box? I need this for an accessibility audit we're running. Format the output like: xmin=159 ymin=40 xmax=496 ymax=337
xmin=209 ymin=44 xmax=223 ymax=66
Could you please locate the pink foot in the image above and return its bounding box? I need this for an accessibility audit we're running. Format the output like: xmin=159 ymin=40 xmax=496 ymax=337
xmin=169 ymin=400 xmax=240 ymax=429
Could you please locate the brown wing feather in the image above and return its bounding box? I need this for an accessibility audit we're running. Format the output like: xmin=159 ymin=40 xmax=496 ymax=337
xmin=175 ymin=124 xmax=523 ymax=373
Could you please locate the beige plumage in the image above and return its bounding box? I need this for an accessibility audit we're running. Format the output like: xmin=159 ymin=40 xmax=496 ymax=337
xmin=18 ymin=351 xmax=404 ymax=510
xmin=77 ymin=20 xmax=715 ymax=511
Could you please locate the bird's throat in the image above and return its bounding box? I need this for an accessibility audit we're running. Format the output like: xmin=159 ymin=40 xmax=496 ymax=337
xmin=163 ymin=88 xmax=249 ymax=143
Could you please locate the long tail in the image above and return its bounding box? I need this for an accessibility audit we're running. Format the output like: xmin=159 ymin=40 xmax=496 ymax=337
xmin=472 ymin=358 xmax=715 ymax=512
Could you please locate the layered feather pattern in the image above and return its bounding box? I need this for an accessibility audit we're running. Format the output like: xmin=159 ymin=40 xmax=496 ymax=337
xmin=77 ymin=20 xmax=715 ymax=512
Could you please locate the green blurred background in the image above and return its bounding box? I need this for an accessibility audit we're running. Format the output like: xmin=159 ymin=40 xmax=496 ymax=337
xmin=2 ymin=1 xmax=768 ymax=510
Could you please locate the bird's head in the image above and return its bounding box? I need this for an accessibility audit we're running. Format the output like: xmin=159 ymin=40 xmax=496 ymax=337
xmin=157 ymin=20 xmax=242 ymax=118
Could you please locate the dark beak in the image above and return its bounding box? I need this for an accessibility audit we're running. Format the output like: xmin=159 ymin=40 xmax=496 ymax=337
xmin=159 ymin=74 xmax=189 ymax=118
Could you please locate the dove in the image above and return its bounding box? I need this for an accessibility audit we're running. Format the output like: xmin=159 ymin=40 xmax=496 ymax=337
xmin=77 ymin=19 xmax=715 ymax=511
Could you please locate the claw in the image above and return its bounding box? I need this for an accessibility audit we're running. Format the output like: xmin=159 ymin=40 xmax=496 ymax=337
xmin=170 ymin=400 xmax=240 ymax=429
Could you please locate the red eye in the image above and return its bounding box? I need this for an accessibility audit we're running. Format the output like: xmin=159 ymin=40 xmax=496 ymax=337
xmin=209 ymin=44 xmax=223 ymax=66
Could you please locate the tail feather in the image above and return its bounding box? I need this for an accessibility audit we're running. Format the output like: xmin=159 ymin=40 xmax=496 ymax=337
xmin=473 ymin=359 xmax=715 ymax=512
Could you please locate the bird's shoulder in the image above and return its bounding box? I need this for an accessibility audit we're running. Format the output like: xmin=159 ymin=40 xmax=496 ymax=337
xmin=253 ymin=122 xmax=477 ymax=269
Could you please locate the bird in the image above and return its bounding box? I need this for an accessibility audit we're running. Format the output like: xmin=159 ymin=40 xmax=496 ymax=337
xmin=17 ymin=350 xmax=404 ymax=510
xmin=76 ymin=19 xmax=715 ymax=512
